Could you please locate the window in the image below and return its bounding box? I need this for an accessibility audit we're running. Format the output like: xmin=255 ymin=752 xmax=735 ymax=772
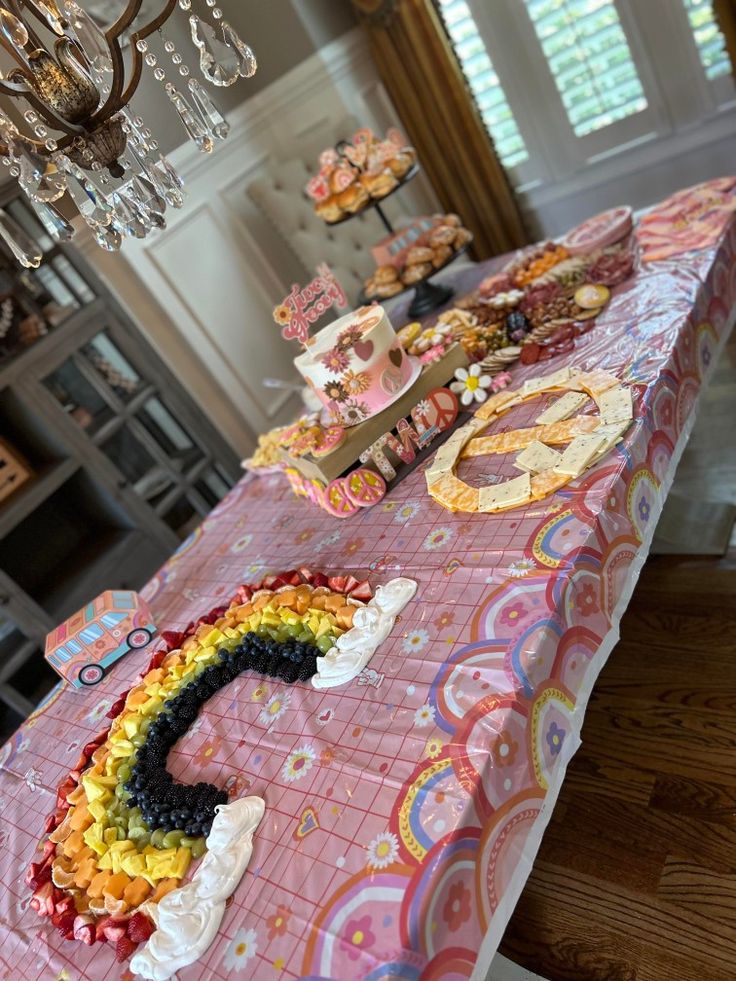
xmin=436 ymin=0 xmax=529 ymax=168
xmin=683 ymin=0 xmax=731 ymax=80
xmin=523 ymin=0 xmax=647 ymax=137
xmin=437 ymin=0 xmax=734 ymax=193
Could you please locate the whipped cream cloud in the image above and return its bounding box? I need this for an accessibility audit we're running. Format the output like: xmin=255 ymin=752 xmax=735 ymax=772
xmin=312 ymin=577 xmax=418 ymax=689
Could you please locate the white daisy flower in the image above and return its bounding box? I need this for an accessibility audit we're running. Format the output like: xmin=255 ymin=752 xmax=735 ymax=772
xmin=450 ymin=363 xmax=492 ymax=406
xmin=508 ymin=558 xmax=535 ymax=578
xmin=402 ymin=628 xmax=429 ymax=654
xmin=422 ymin=526 xmax=455 ymax=550
xmin=282 ymin=744 xmax=316 ymax=782
xmin=259 ymin=691 xmax=291 ymax=726
xmin=222 ymin=927 xmax=258 ymax=971
xmin=366 ymin=831 xmax=400 ymax=869
xmin=394 ymin=501 xmax=421 ymax=523
xmin=413 ymin=703 xmax=436 ymax=728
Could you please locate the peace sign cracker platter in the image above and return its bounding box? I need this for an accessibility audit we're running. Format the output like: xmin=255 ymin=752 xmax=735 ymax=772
xmin=426 ymin=366 xmax=634 ymax=513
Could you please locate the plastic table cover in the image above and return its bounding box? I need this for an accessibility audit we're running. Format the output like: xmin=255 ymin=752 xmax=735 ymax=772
xmin=1 ymin=211 xmax=735 ymax=981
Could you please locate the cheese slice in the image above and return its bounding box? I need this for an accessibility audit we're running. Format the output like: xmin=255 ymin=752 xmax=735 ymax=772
xmin=587 ymin=420 xmax=632 ymax=463
xmin=475 ymin=390 xmax=521 ymax=420
xmin=478 ymin=472 xmax=532 ymax=511
xmin=554 ymin=434 xmax=607 ymax=476
xmin=574 ymin=369 xmax=620 ymax=397
xmin=535 ymin=392 xmax=588 ymax=425
xmin=597 ymin=386 xmax=633 ymax=424
xmin=521 ymin=367 xmax=573 ymax=398
xmin=514 ymin=440 xmax=563 ymax=474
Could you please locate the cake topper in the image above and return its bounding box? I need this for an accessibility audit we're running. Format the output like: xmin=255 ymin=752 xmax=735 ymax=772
xmin=272 ymin=264 xmax=347 ymax=347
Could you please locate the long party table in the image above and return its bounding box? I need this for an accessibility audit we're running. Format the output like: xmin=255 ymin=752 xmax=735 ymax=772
xmin=1 ymin=195 xmax=735 ymax=981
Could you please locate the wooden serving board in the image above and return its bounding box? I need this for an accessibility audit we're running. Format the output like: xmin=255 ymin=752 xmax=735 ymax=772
xmin=283 ymin=344 xmax=468 ymax=484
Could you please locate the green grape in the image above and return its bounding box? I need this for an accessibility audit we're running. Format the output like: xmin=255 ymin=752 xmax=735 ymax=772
xmin=150 ymin=828 xmax=166 ymax=848
xmin=162 ymin=830 xmax=185 ymax=849
xmin=317 ymin=634 xmax=335 ymax=654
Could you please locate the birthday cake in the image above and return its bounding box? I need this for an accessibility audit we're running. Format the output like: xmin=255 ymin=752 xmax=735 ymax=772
xmin=294 ymin=304 xmax=417 ymax=426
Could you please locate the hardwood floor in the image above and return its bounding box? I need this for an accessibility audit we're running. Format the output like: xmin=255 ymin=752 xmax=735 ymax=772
xmin=500 ymin=329 xmax=736 ymax=980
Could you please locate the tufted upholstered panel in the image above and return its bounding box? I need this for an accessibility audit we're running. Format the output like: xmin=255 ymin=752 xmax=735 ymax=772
xmin=246 ymin=116 xmax=410 ymax=303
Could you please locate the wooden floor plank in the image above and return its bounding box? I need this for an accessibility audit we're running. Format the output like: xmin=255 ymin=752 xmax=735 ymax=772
xmin=657 ymin=855 xmax=736 ymax=927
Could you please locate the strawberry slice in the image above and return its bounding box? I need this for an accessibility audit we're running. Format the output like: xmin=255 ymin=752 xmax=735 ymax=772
xmin=343 ymin=575 xmax=360 ymax=594
xmin=95 ymin=916 xmax=110 ymax=943
xmin=311 ymin=572 xmax=328 ymax=588
xmin=348 ymin=581 xmax=372 ymax=602
xmin=43 ymin=813 xmax=58 ymax=834
xmin=54 ymin=895 xmax=76 ymax=916
xmin=127 ymin=911 xmax=154 ymax=943
xmin=297 ymin=566 xmax=314 ymax=583
xmin=30 ymin=881 xmax=56 ymax=916
xmin=73 ymin=914 xmax=96 ymax=946
xmin=114 ymin=935 xmax=138 ymax=962
xmin=101 ymin=917 xmax=128 ymax=942
xmin=328 ymin=576 xmax=348 ymax=593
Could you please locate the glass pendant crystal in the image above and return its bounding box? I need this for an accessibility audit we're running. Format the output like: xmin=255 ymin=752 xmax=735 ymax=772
xmin=66 ymin=3 xmax=113 ymax=72
xmin=166 ymin=82 xmax=213 ymax=152
xmin=0 ymin=209 xmax=42 ymax=267
xmin=88 ymin=218 xmax=122 ymax=251
xmin=132 ymin=174 xmax=166 ymax=215
xmin=158 ymin=154 xmax=184 ymax=190
xmin=111 ymin=192 xmax=147 ymax=238
xmin=0 ymin=9 xmax=29 ymax=51
xmin=121 ymin=187 xmax=166 ymax=230
xmin=222 ymin=22 xmax=256 ymax=78
xmin=58 ymin=157 xmax=114 ymax=226
xmin=11 ymin=140 xmax=67 ymax=202
xmin=188 ymin=79 xmax=229 ymax=139
xmin=189 ymin=15 xmax=254 ymax=86
xmin=35 ymin=0 xmax=65 ymax=35
xmin=30 ymin=198 xmax=74 ymax=242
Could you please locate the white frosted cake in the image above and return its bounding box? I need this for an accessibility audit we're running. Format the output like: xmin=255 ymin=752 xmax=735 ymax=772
xmin=294 ymin=305 xmax=416 ymax=426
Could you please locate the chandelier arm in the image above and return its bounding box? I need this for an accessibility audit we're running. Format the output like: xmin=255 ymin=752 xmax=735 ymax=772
xmin=93 ymin=0 xmax=177 ymax=124
xmin=106 ymin=0 xmax=145 ymax=42
xmin=19 ymin=0 xmax=70 ymax=34
xmin=1 ymin=71 xmax=87 ymax=136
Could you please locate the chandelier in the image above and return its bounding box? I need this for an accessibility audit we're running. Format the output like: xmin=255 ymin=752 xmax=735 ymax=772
xmin=0 ymin=0 xmax=256 ymax=265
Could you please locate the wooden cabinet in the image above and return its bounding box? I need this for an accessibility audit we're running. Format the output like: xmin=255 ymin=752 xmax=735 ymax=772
xmin=0 ymin=191 xmax=240 ymax=734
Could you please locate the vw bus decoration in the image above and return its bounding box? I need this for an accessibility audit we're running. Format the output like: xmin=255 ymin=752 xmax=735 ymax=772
xmin=45 ymin=590 xmax=156 ymax=689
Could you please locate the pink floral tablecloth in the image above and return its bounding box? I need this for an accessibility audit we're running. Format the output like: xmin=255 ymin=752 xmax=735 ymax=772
xmin=1 ymin=210 xmax=735 ymax=981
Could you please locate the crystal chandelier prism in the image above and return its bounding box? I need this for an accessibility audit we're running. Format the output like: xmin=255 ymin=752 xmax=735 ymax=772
xmin=0 ymin=0 xmax=257 ymax=265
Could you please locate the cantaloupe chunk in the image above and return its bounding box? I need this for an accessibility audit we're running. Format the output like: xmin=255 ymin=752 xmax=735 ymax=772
xmin=66 ymin=784 xmax=86 ymax=806
xmin=102 ymin=870 xmax=131 ymax=900
xmin=126 ymin=688 xmax=149 ymax=708
xmin=150 ymin=878 xmax=178 ymax=903
xmin=324 ymin=593 xmax=343 ymax=613
xmin=123 ymin=876 xmax=151 ymax=908
xmin=87 ymin=869 xmax=112 ymax=899
xmin=62 ymin=829 xmax=85 ymax=857
xmin=73 ymin=856 xmax=98 ymax=889
xmin=336 ymin=605 xmax=355 ymax=630
xmin=143 ymin=668 xmax=165 ymax=685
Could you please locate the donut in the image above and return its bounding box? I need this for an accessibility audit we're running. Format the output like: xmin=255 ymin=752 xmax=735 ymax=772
xmin=428 ymin=225 xmax=456 ymax=247
xmin=432 ymin=244 xmax=453 ymax=268
xmin=402 ymin=261 xmax=433 ymax=284
xmin=406 ymin=245 xmax=434 ymax=265
xmin=375 ymin=264 xmax=400 ymax=285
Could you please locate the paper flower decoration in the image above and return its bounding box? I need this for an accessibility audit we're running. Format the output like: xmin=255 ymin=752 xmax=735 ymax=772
xmin=491 ymin=371 xmax=512 ymax=392
xmin=450 ymin=363 xmax=492 ymax=405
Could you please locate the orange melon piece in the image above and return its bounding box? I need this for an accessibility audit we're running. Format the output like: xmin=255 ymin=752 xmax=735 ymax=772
xmin=233 ymin=603 xmax=254 ymax=622
xmin=324 ymin=593 xmax=343 ymax=614
xmin=252 ymin=591 xmax=274 ymax=611
xmin=73 ymin=856 xmax=98 ymax=889
xmin=70 ymin=803 xmax=92 ymax=832
xmin=310 ymin=593 xmax=326 ymax=610
xmin=275 ymin=588 xmax=296 ymax=609
xmin=87 ymin=869 xmax=112 ymax=899
xmin=150 ymin=878 xmax=178 ymax=903
xmin=123 ymin=876 xmax=151 ymax=908
xmin=336 ymin=606 xmax=356 ymax=630
xmin=143 ymin=668 xmax=165 ymax=685
xmin=102 ymin=871 xmax=131 ymax=900
xmin=62 ymin=829 xmax=85 ymax=858
xmin=66 ymin=784 xmax=86 ymax=806
xmin=295 ymin=585 xmax=312 ymax=614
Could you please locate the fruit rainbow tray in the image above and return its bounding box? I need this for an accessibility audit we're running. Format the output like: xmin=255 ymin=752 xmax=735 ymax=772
xmin=2 ymin=185 xmax=735 ymax=981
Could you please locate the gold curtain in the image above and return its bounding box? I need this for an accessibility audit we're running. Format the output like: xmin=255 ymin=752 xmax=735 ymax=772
xmin=714 ymin=0 xmax=736 ymax=73
xmin=350 ymin=0 xmax=528 ymax=259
